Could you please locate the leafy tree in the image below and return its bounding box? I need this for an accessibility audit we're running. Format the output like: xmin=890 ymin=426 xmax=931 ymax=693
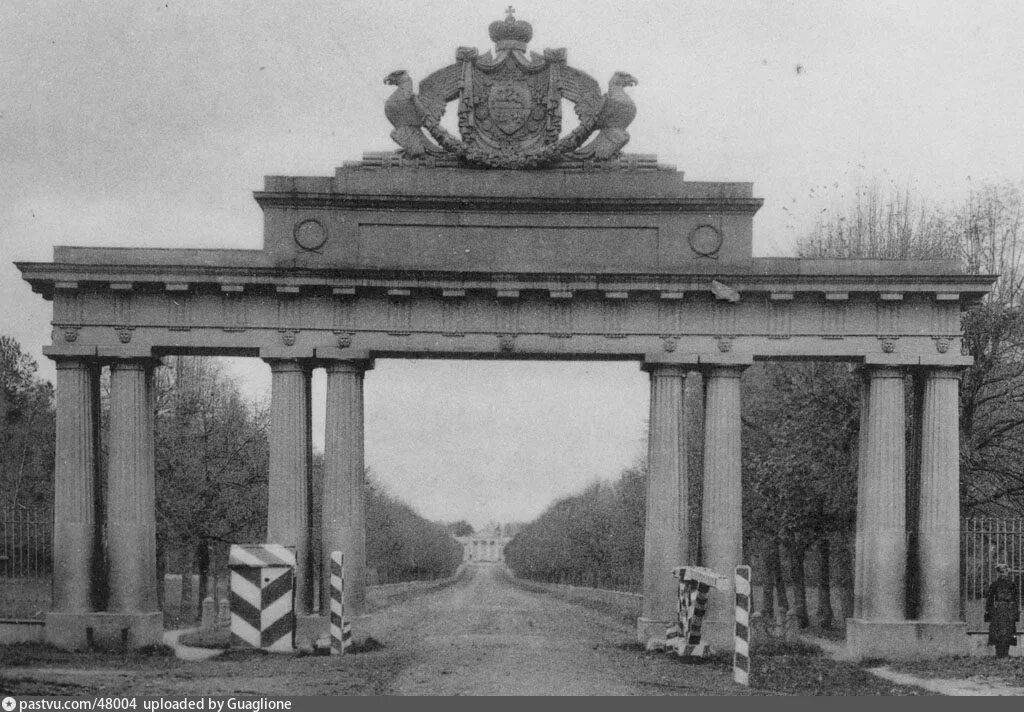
xmin=151 ymin=356 xmax=269 ymax=607
xmin=0 ymin=336 xmax=55 ymax=509
xmin=447 ymin=520 xmax=474 ymax=537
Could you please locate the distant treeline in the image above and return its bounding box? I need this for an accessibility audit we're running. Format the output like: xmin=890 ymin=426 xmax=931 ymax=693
xmin=504 ymin=467 xmax=646 ymax=591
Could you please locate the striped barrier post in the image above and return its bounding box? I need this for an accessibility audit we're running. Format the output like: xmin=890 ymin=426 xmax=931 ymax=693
xmin=228 ymin=544 xmax=296 ymax=652
xmin=666 ymin=566 xmax=729 ymax=658
xmin=330 ymin=551 xmax=353 ymax=654
xmin=734 ymin=565 xmax=751 ymax=686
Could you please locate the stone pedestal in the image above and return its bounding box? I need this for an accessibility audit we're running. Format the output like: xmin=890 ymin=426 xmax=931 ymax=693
xmin=637 ymin=364 xmax=690 ymax=642
xmin=322 ymin=359 xmax=372 ymax=620
xmin=847 ymin=619 xmax=968 ymax=660
xmin=854 ymin=367 xmax=907 ymax=622
xmin=918 ymin=369 xmax=962 ymax=622
xmin=266 ymin=359 xmax=313 ymax=617
xmin=45 ymin=611 xmax=164 ymax=651
xmin=106 ymin=360 xmax=159 ymax=615
xmin=700 ymin=365 xmax=745 ymax=650
xmin=51 ymin=358 xmax=100 ymax=613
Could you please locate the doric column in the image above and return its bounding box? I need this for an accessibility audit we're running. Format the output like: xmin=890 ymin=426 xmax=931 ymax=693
xmin=322 ymin=358 xmax=372 ymax=618
xmin=51 ymin=358 xmax=101 ymax=612
xmin=853 ymin=371 xmax=870 ymax=619
xmin=701 ymin=365 xmax=746 ymax=645
xmin=106 ymin=359 xmax=159 ymax=613
xmin=638 ymin=363 xmax=689 ymax=641
xmin=266 ymin=359 xmax=313 ymax=616
xmin=918 ymin=368 xmax=962 ymax=621
xmin=856 ymin=366 xmax=907 ymax=621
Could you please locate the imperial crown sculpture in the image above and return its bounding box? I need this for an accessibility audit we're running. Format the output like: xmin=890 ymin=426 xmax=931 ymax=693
xmin=383 ymin=8 xmax=637 ymax=169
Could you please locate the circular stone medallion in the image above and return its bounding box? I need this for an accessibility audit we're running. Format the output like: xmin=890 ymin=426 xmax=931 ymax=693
xmin=294 ymin=219 xmax=328 ymax=252
xmin=688 ymin=225 xmax=723 ymax=257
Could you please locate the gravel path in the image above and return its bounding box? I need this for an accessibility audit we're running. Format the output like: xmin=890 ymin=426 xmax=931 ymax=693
xmin=363 ymin=563 xmax=738 ymax=695
xmin=2 ymin=564 xmax=747 ymax=696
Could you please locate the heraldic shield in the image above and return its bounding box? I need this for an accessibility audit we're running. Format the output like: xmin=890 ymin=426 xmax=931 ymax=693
xmin=462 ymin=53 xmax=561 ymax=153
xmin=386 ymin=8 xmax=634 ymax=169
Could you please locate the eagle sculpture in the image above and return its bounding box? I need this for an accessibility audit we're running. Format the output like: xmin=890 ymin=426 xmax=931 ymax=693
xmin=576 ymin=71 xmax=638 ymax=161
xmin=383 ymin=70 xmax=441 ymax=157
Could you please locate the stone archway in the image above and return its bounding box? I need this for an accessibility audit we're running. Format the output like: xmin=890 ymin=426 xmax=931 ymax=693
xmin=17 ymin=11 xmax=994 ymax=658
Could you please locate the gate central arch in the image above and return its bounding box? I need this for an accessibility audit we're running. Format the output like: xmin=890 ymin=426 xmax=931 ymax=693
xmin=17 ymin=12 xmax=994 ymax=659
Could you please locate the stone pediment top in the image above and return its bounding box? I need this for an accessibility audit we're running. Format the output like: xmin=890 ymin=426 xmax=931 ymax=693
xmin=344 ymin=151 xmax=676 ymax=173
xmin=381 ymin=9 xmax=642 ymax=169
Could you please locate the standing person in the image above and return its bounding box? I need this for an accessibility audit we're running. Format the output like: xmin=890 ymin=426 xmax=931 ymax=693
xmin=984 ymin=563 xmax=1020 ymax=659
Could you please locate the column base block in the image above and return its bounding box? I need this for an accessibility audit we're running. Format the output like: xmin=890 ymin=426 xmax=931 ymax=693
xmin=44 ymin=611 xmax=163 ymax=651
xmin=693 ymin=619 xmax=735 ymax=652
xmin=295 ymin=614 xmax=329 ymax=651
xmin=846 ymin=619 xmax=968 ymax=660
xmin=636 ymin=617 xmax=673 ymax=645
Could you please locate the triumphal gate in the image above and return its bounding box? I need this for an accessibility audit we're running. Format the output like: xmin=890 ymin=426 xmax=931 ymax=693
xmin=19 ymin=13 xmax=994 ymax=659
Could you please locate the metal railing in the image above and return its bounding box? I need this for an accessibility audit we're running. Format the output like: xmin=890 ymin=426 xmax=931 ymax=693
xmin=0 ymin=506 xmax=52 ymax=579
xmin=962 ymin=517 xmax=1024 ymax=617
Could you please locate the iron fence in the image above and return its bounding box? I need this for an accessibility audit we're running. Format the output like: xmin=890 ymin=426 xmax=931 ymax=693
xmin=0 ymin=506 xmax=52 ymax=578
xmin=962 ymin=517 xmax=1024 ymax=619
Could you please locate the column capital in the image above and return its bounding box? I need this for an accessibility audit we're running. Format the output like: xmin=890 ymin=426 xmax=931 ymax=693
xmin=51 ymin=355 xmax=99 ymax=370
xmin=104 ymin=356 xmax=163 ymax=370
xmin=641 ymin=353 xmax=698 ymax=373
xmin=700 ymin=364 xmax=748 ymax=379
xmin=43 ymin=345 xmax=98 ymax=360
xmin=315 ymin=347 xmax=374 ymax=372
xmin=263 ymin=357 xmax=316 ymax=373
xmin=641 ymin=363 xmax=692 ymax=377
xmin=922 ymin=366 xmax=967 ymax=381
xmin=862 ymin=365 xmax=907 ymax=380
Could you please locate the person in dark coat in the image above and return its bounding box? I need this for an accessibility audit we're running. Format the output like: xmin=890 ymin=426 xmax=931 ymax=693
xmin=984 ymin=563 xmax=1020 ymax=658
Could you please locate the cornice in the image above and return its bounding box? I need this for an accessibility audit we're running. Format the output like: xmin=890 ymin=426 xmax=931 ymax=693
xmin=252 ymin=191 xmax=766 ymax=215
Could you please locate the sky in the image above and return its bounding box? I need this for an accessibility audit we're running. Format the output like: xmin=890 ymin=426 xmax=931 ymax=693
xmin=2 ymin=1 xmax=1023 ymax=528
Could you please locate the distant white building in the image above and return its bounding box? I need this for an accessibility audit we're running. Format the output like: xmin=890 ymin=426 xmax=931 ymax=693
xmin=457 ymin=529 xmax=512 ymax=563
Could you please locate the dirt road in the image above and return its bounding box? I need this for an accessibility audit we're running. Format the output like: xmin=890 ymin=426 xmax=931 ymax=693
xmin=360 ymin=563 xmax=737 ymax=695
xmin=2 ymin=564 xmax=747 ymax=696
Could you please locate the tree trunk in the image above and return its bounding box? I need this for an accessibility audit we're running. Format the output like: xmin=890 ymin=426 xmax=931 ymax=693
xmin=770 ymin=537 xmax=790 ymax=616
xmin=197 ymin=538 xmax=211 ymax=601
xmin=816 ymin=536 xmax=835 ymax=629
xmin=834 ymin=530 xmax=855 ymax=621
xmin=787 ymin=544 xmax=810 ymax=628
xmin=761 ymin=540 xmax=777 ymax=621
xmin=180 ymin=543 xmax=195 ymax=623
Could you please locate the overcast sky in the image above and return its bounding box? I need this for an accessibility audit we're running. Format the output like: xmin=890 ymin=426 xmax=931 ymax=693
xmin=2 ymin=1 xmax=1023 ymax=528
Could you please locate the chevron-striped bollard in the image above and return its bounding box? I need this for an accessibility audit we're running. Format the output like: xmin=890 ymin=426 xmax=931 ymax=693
xmin=666 ymin=566 xmax=729 ymax=658
xmin=228 ymin=544 xmax=296 ymax=652
xmin=330 ymin=551 xmax=353 ymax=654
xmin=734 ymin=565 xmax=752 ymax=686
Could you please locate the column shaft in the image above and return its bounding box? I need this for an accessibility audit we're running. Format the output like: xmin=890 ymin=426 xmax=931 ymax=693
xmin=106 ymin=361 xmax=158 ymax=613
xmin=701 ymin=366 xmax=745 ymax=639
xmin=639 ymin=364 xmax=688 ymax=637
xmin=51 ymin=359 xmax=100 ymax=612
xmin=856 ymin=367 xmax=907 ymax=621
xmin=266 ymin=360 xmax=313 ymax=616
xmin=322 ymin=361 xmax=369 ymax=617
xmin=853 ymin=373 xmax=870 ymax=619
xmin=918 ymin=369 xmax=962 ymax=621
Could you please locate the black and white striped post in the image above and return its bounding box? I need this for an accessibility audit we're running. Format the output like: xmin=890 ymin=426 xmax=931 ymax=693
xmin=667 ymin=566 xmax=729 ymax=658
xmin=228 ymin=544 xmax=296 ymax=652
xmin=330 ymin=551 xmax=353 ymax=654
xmin=734 ymin=565 xmax=752 ymax=686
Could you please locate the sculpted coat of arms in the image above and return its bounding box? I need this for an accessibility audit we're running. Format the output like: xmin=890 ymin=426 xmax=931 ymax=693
xmin=383 ymin=8 xmax=637 ymax=169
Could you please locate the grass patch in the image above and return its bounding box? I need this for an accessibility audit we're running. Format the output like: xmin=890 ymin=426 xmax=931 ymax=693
xmin=0 ymin=641 xmax=174 ymax=667
xmin=883 ymin=655 xmax=1024 ymax=683
xmin=178 ymin=628 xmax=231 ymax=649
xmin=750 ymin=644 xmax=934 ymax=695
xmin=346 ymin=636 xmax=385 ymax=654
